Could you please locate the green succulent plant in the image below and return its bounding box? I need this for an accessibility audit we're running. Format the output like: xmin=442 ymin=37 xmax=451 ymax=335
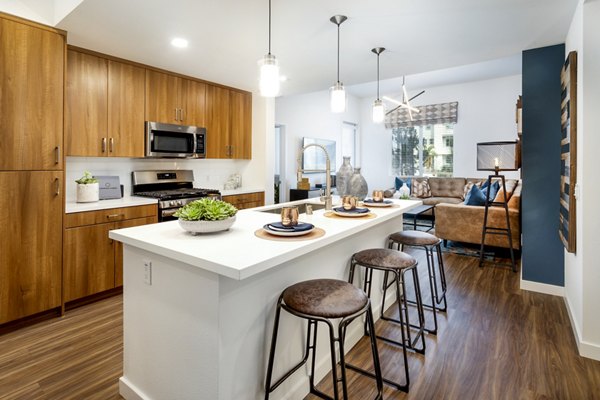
xmin=174 ymin=198 xmax=238 ymax=221
xmin=400 ymin=194 xmax=411 ymax=200
xmin=75 ymin=171 xmax=98 ymax=184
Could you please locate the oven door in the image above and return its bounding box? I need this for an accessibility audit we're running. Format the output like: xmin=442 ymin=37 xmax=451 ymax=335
xmin=146 ymin=121 xmax=197 ymax=158
xmin=159 ymin=208 xmax=180 ymax=222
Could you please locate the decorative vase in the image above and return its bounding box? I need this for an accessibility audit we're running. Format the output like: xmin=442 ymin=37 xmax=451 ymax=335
xmin=347 ymin=167 xmax=368 ymax=200
xmin=398 ymin=182 xmax=410 ymax=198
xmin=336 ymin=156 xmax=353 ymax=196
xmin=76 ymin=183 xmax=99 ymax=203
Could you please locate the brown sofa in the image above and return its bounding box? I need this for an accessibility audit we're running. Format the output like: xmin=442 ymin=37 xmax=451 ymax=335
xmin=386 ymin=176 xmax=521 ymax=250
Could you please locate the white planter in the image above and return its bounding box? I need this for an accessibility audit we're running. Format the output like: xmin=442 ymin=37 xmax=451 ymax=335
xmin=178 ymin=216 xmax=236 ymax=235
xmin=77 ymin=183 xmax=99 ymax=203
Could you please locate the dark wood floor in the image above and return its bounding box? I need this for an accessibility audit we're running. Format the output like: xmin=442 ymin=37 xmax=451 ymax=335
xmin=1 ymin=251 xmax=599 ymax=399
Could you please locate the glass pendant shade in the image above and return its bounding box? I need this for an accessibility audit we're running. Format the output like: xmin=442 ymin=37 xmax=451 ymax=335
xmin=259 ymin=54 xmax=280 ymax=97
xmin=372 ymin=99 xmax=385 ymax=123
xmin=330 ymin=82 xmax=346 ymax=113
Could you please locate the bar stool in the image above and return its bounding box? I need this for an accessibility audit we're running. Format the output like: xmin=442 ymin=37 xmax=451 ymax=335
xmin=264 ymin=279 xmax=384 ymax=400
xmin=349 ymin=249 xmax=426 ymax=391
xmin=388 ymin=230 xmax=448 ymax=335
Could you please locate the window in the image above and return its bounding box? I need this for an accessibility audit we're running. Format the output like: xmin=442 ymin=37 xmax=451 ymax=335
xmin=391 ymin=123 xmax=454 ymax=177
xmin=341 ymin=122 xmax=357 ymax=163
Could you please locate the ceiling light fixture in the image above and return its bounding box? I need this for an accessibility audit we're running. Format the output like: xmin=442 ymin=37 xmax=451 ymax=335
xmin=259 ymin=0 xmax=280 ymax=97
xmin=171 ymin=38 xmax=188 ymax=48
xmin=371 ymin=47 xmax=386 ymax=123
xmin=383 ymin=76 xmax=425 ymax=121
xmin=330 ymin=15 xmax=347 ymax=113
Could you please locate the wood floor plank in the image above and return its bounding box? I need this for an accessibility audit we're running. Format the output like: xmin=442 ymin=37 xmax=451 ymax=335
xmin=1 ymin=251 xmax=599 ymax=399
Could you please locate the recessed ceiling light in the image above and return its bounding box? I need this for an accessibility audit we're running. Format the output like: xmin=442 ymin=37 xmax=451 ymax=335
xmin=171 ymin=38 xmax=188 ymax=48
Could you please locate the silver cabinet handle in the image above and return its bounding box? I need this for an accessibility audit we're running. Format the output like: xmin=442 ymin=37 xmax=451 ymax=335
xmin=175 ymin=108 xmax=179 ymax=121
xmin=180 ymin=108 xmax=184 ymax=121
xmin=54 ymin=146 xmax=60 ymax=164
xmin=109 ymin=137 xmax=114 ymax=153
xmin=102 ymin=137 xmax=107 ymax=153
xmin=54 ymin=178 xmax=60 ymax=196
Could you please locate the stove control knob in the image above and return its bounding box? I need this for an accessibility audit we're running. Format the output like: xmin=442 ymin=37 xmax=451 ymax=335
xmin=177 ymin=200 xmax=183 ymax=206
xmin=170 ymin=201 xmax=176 ymax=206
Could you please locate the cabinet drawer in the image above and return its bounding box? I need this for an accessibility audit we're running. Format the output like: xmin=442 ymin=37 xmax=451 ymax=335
xmin=65 ymin=204 xmax=158 ymax=228
xmin=223 ymin=192 xmax=264 ymax=206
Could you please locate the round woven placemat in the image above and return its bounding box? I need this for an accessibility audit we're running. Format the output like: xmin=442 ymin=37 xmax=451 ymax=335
xmin=254 ymin=227 xmax=326 ymax=241
xmin=323 ymin=211 xmax=377 ymax=220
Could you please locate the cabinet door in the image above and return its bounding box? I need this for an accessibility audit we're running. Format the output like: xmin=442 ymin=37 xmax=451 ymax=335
xmin=230 ymin=91 xmax=252 ymax=159
xmin=146 ymin=70 xmax=180 ymax=124
xmin=0 ymin=17 xmax=64 ymax=170
xmin=108 ymin=61 xmax=145 ymax=157
xmin=206 ymin=85 xmax=231 ymax=158
xmin=65 ymin=50 xmax=108 ymax=156
xmin=0 ymin=171 xmax=62 ymax=324
xmin=114 ymin=216 xmax=158 ymax=287
xmin=63 ymin=223 xmax=115 ymax=302
xmin=180 ymin=78 xmax=207 ymax=128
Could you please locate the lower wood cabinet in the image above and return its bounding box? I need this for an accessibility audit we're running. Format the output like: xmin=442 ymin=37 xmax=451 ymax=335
xmin=222 ymin=192 xmax=265 ymax=210
xmin=63 ymin=205 xmax=157 ymax=302
xmin=0 ymin=171 xmax=63 ymax=324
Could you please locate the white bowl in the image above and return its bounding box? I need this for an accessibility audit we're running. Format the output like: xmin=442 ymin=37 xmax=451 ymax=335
xmin=178 ymin=216 xmax=236 ymax=235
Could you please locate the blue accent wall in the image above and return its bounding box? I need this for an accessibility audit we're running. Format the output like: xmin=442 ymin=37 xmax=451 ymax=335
xmin=521 ymin=44 xmax=565 ymax=286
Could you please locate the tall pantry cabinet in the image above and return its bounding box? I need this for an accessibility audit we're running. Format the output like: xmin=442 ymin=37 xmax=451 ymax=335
xmin=0 ymin=13 xmax=65 ymax=324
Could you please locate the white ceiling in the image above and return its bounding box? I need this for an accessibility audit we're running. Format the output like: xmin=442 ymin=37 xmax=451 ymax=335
xmin=54 ymin=0 xmax=577 ymax=97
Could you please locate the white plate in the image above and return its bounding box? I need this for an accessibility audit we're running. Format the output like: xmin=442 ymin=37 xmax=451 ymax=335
xmin=332 ymin=207 xmax=371 ymax=218
xmin=263 ymin=224 xmax=315 ymax=237
xmin=363 ymin=200 xmax=393 ymax=207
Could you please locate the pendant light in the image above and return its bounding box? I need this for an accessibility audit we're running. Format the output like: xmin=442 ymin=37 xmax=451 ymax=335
xmin=259 ymin=0 xmax=280 ymax=97
xmin=330 ymin=15 xmax=347 ymax=113
xmin=371 ymin=47 xmax=385 ymax=123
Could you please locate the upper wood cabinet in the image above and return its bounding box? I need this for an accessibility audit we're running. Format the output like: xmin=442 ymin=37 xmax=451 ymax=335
xmin=0 ymin=15 xmax=65 ymax=171
xmin=206 ymin=86 xmax=252 ymax=159
xmin=0 ymin=171 xmax=63 ymax=324
xmin=66 ymin=49 xmax=145 ymax=157
xmin=145 ymin=70 xmax=206 ymax=127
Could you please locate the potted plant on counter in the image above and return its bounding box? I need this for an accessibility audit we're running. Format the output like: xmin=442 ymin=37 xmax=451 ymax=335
xmin=174 ymin=198 xmax=238 ymax=235
xmin=75 ymin=171 xmax=99 ymax=203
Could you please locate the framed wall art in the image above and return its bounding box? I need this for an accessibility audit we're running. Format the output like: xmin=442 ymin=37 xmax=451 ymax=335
xmin=559 ymin=51 xmax=577 ymax=253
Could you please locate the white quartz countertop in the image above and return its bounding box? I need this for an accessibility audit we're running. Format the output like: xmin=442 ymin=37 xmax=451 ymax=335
xmin=66 ymin=196 xmax=158 ymax=213
xmin=220 ymin=188 xmax=265 ymax=196
xmin=109 ymin=198 xmax=422 ymax=280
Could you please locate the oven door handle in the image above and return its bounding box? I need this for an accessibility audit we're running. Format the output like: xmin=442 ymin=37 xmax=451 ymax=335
xmin=161 ymin=209 xmax=179 ymax=218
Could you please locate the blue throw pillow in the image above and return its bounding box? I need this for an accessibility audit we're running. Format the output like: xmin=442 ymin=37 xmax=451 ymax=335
xmin=484 ymin=181 xmax=500 ymax=202
xmin=481 ymin=179 xmax=490 ymax=190
xmin=395 ymin=177 xmax=403 ymax=190
xmin=464 ymin=184 xmax=487 ymax=206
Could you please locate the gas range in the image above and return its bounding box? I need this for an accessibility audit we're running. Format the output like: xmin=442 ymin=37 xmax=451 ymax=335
xmin=132 ymin=170 xmax=221 ymax=221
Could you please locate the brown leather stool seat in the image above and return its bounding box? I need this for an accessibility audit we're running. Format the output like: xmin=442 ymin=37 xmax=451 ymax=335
xmin=348 ymin=248 xmax=427 ymax=393
xmin=389 ymin=230 xmax=441 ymax=247
xmin=388 ymin=229 xmax=448 ymax=336
xmin=265 ymin=279 xmax=383 ymax=400
xmin=352 ymin=248 xmax=417 ymax=270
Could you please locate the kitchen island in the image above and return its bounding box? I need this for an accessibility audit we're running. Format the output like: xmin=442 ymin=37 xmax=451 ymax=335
xmin=109 ymin=198 xmax=421 ymax=400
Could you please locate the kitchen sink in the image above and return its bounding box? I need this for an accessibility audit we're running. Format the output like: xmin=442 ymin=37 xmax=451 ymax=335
xmin=258 ymin=203 xmax=327 ymax=214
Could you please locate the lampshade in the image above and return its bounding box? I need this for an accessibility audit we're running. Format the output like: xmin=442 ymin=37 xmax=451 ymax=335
xmin=330 ymin=82 xmax=346 ymax=113
xmin=372 ymin=99 xmax=385 ymax=123
xmin=476 ymin=140 xmax=521 ymax=171
xmin=259 ymin=54 xmax=280 ymax=97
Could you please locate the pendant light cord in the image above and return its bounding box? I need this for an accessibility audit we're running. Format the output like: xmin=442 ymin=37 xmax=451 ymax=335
xmin=336 ymin=23 xmax=340 ymax=83
xmin=268 ymin=0 xmax=272 ymax=55
xmin=376 ymin=53 xmax=380 ymax=99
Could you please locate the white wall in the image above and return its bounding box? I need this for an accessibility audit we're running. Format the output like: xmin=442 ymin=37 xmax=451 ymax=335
xmin=564 ymin=0 xmax=600 ymax=361
xmin=360 ymin=75 xmax=522 ymax=190
xmin=66 ymin=95 xmax=271 ymax=203
xmin=275 ymin=90 xmax=361 ymax=195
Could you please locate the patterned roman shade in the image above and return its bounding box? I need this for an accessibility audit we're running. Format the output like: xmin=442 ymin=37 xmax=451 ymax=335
xmin=385 ymin=101 xmax=459 ymax=128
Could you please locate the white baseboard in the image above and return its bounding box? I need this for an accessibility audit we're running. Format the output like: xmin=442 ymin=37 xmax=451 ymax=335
xmin=564 ymin=295 xmax=600 ymax=361
xmin=119 ymin=377 xmax=149 ymax=400
xmin=519 ymin=279 xmax=565 ymax=296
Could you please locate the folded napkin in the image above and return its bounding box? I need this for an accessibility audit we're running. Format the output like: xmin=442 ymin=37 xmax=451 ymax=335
xmin=267 ymin=222 xmax=314 ymax=232
xmin=333 ymin=207 xmax=370 ymax=214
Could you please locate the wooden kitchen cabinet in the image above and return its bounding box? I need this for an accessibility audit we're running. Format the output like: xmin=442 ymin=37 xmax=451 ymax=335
xmin=206 ymin=85 xmax=252 ymax=159
xmin=63 ymin=205 xmax=157 ymax=302
xmin=0 ymin=171 xmax=63 ymax=324
xmin=145 ymin=69 xmax=206 ymax=127
xmin=222 ymin=192 xmax=264 ymax=210
xmin=0 ymin=14 xmax=65 ymax=171
xmin=66 ymin=49 xmax=145 ymax=157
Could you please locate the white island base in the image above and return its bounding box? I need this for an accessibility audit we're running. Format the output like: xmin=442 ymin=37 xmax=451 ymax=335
xmin=110 ymin=200 xmax=421 ymax=400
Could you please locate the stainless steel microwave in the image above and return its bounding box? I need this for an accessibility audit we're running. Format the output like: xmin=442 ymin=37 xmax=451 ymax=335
xmin=145 ymin=121 xmax=206 ymax=158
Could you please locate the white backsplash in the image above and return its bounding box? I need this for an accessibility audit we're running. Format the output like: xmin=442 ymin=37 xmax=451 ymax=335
xmin=66 ymin=157 xmax=251 ymax=202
